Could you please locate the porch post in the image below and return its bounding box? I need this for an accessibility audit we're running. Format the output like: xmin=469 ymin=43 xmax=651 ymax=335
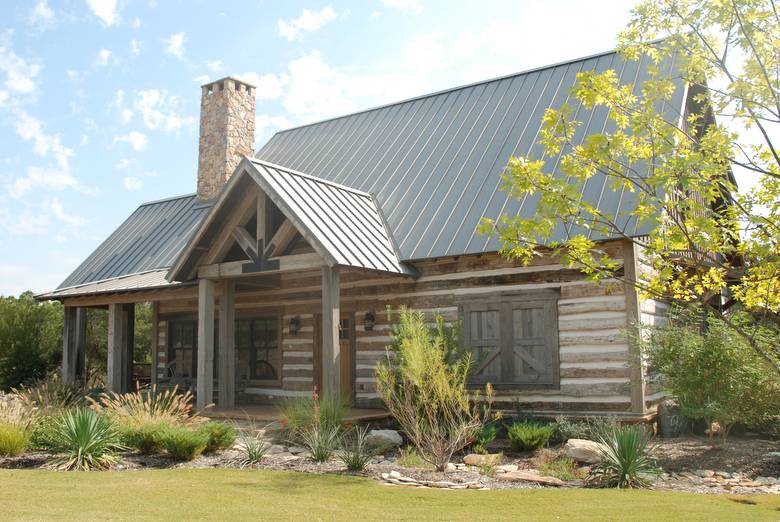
xmin=150 ymin=301 xmax=159 ymax=387
xmin=62 ymin=307 xmax=86 ymax=385
xmin=107 ymin=303 xmax=133 ymax=393
xmin=197 ymin=278 xmax=215 ymax=410
xmin=218 ymin=279 xmax=235 ymax=409
xmin=321 ymin=266 xmax=340 ymax=398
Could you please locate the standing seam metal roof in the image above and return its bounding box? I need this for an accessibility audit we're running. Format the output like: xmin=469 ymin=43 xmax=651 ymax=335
xmin=255 ymin=48 xmax=685 ymax=261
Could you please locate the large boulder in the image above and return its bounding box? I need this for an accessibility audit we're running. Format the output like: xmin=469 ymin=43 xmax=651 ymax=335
xmin=564 ymin=438 xmax=608 ymax=464
xmin=366 ymin=429 xmax=403 ymax=449
xmin=499 ymin=470 xmax=565 ymax=487
xmin=657 ymin=399 xmax=690 ymax=438
xmin=463 ymin=453 xmax=502 ymax=466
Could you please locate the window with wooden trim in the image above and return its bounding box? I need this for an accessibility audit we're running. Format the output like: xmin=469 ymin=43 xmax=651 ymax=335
xmin=462 ymin=292 xmax=559 ymax=388
xmin=168 ymin=320 xmax=197 ymax=379
xmin=236 ymin=316 xmax=280 ymax=384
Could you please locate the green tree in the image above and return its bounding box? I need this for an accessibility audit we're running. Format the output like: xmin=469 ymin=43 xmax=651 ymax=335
xmin=480 ymin=0 xmax=780 ymax=373
xmin=0 ymin=292 xmax=63 ymax=390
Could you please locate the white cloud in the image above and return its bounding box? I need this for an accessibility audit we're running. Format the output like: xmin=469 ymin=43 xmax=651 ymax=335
xmin=163 ymin=32 xmax=186 ymax=60
xmin=130 ymin=39 xmax=141 ymax=57
xmin=133 ymin=88 xmax=195 ymax=133
xmin=51 ymin=197 xmax=86 ymax=226
xmin=115 ymin=158 xmax=136 ymax=169
xmin=95 ymin=48 xmax=112 ymax=66
xmin=207 ymin=60 xmax=227 ymax=73
xmin=86 ymin=0 xmax=119 ymax=26
xmin=380 ymin=0 xmax=423 ymax=13
xmin=123 ymin=176 xmax=143 ymax=191
xmin=192 ymin=74 xmax=209 ymax=84
xmin=120 ymin=108 xmax=133 ymax=124
xmin=79 ymin=134 xmax=89 ymax=146
xmin=0 ymin=209 xmax=49 ymax=235
xmin=277 ymin=7 xmax=337 ymax=41
xmin=0 ymin=31 xmax=42 ymax=97
xmin=14 ymin=110 xmax=72 ymax=172
xmin=113 ymin=131 xmax=148 ymax=150
xmin=28 ymin=1 xmax=55 ymax=31
xmin=238 ymin=72 xmax=288 ymax=100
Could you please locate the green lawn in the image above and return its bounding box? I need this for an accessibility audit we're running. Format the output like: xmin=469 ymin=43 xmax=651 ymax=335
xmin=1 ymin=469 xmax=778 ymax=521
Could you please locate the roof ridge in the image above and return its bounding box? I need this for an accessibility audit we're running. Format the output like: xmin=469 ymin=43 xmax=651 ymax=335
xmin=250 ymin=158 xmax=372 ymax=197
xmin=261 ymin=46 xmax=621 ymax=138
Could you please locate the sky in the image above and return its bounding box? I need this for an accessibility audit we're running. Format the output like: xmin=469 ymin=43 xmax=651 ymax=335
xmin=0 ymin=0 xmax=642 ymax=297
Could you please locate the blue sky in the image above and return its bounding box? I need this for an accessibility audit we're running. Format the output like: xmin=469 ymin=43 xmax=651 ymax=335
xmin=0 ymin=0 xmax=640 ymax=296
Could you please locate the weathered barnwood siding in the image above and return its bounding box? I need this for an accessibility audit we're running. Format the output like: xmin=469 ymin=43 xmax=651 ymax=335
xmin=151 ymin=240 xmax=641 ymax=416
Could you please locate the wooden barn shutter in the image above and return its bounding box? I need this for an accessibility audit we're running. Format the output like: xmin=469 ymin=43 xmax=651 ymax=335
xmin=510 ymin=301 xmax=557 ymax=385
xmin=463 ymin=305 xmax=501 ymax=384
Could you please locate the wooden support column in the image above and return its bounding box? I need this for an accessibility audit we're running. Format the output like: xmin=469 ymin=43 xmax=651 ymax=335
xmin=62 ymin=307 xmax=86 ymax=385
xmin=624 ymin=240 xmax=647 ymax=415
xmin=150 ymin=301 xmax=159 ymax=387
xmin=107 ymin=303 xmax=134 ymax=393
xmin=321 ymin=266 xmax=340 ymax=398
xmin=197 ymin=279 xmax=216 ymax=410
xmin=218 ymin=280 xmax=236 ymax=409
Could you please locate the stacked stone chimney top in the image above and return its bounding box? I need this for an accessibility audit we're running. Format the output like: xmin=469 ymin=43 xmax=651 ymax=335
xmin=197 ymin=75 xmax=257 ymax=201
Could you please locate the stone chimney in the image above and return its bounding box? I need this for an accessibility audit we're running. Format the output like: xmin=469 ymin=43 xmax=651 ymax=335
xmin=197 ymin=76 xmax=256 ymax=200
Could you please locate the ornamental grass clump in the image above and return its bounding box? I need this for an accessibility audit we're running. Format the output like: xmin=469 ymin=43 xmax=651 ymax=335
xmin=338 ymin=425 xmax=374 ymax=471
xmin=47 ymin=408 xmax=124 ymax=471
xmin=587 ymin=425 xmax=661 ymax=489
xmin=507 ymin=421 xmax=553 ymax=452
xmin=91 ymin=384 xmax=203 ymax=427
xmin=376 ymin=307 xmax=496 ymax=472
xmin=119 ymin=421 xmax=168 ymax=455
xmin=279 ymin=392 xmax=346 ymax=442
xmin=13 ymin=373 xmax=88 ymax=415
xmin=0 ymin=423 xmax=29 ymax=456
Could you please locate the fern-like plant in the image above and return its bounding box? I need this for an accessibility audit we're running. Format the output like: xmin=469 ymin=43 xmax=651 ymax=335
xmin=507 ymin=421 xmax=553 ymax=452
xmin=587 ymin=425 xmax=661 ymax=488
xmin=47 ymin=408 xmax=124 ymax=470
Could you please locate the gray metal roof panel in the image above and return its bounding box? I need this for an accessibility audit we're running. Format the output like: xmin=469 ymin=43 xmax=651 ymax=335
xmin=40 ymin=270 xmax=187 ymax=299
xmin=256 ymin=48 xmax=685 ymax=260
xmin=56 ymin=195 xmax=211 ymax=289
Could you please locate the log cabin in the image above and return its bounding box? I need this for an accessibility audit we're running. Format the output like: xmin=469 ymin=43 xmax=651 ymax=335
xmin=37 ymin=46 xmax=683 ymax=420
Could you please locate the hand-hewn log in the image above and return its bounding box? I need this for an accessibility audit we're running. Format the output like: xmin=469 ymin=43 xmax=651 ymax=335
xmin=62 ymin=307 xmax=86 ymax=385
xmin=197 ymin=279 xmax=215 ymax=410
xmin=321 ymin=266 xmax=340 ymax=398
xmin=231 ymin=226 xmax=258 ymax=261
xmin=268 ymin=219 xmax=298 ymax=257
xmin=197 ymin=253 xmax=325 ymax=279
xmin=218 ymin=280 xmax=236 ymax=409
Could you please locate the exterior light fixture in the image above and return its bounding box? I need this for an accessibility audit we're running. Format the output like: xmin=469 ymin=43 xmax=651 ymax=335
xmin=363 ymin=311 xmax=375 ymax=331
xmin=289 ymin=316 xmax=301 ymax=334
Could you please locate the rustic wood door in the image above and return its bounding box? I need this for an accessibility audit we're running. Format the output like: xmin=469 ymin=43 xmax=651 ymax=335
xmin=510 ymin=301 xmax=558 ymax=385
xmin=339 ymin=314 xmax=354 ymax=404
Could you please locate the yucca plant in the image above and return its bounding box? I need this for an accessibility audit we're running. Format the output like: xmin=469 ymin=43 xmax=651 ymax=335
xmin=91 ymin=384 xmax=203 ymax=427
xmin=233 ymin=416 xmax=270 ymax=468
xmin=338 ymin=425 xmax=374 ymax=471
xmin=47 ymin=408 xmax=125 ymax=471
xmin=587 ymin=425 xmax=661 ymax=488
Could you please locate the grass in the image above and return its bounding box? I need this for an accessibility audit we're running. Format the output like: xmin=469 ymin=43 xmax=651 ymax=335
xmin=0 ymin=469 xmax=777 ymax=521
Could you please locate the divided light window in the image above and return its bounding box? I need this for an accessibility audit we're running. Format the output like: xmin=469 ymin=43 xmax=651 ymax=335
xmin=236 ymin=316 xmax=280 ymax=384
xmin=462 ymin=292 xmax=560 ymax=388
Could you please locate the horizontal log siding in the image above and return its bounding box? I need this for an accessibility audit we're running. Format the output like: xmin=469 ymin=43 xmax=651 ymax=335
xmin=153 ymin=241 xmax=639 ymax=415
xmin=155 ymin=319 xmax=167 ymax=381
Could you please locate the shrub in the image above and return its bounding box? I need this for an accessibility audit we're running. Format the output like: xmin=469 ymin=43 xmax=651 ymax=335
xmin=120 ymin=422 xmax=168 ymax=454
xmin=161 ymin=426 xmax=208 ymax=461
xmin=551 ymin=415 xmax=621 ymax=443
xmin=539 ymin=456 xmax=579 ymax=481
xmin=198 ymin=421 xmax=236 ymax=453
xmin=376 ymin=307 xmax=496 ymax=471
xmin=299 ymin=423 xmax=341 ymax=463
xmin=279 ymin=392 xmax=346 ymax=441
xmin=0 ymin=423 xmax=29 ymax=456
xmin=587 ymin=425 xmax=661 ymax=488
xmin=507 ymin=421 xmax=553 ymax=452
xmin=338 ymin=425 xmax=374 ymax=471
xmin=91 ymin=385 xmax=202 ymax=427
xmin=644 ymin=308 xmax=780 ymax=441
xmin=47 ymin=408 xmax=124 ymax=470
xmin=472 ymin=423 xmax=498 ymax=454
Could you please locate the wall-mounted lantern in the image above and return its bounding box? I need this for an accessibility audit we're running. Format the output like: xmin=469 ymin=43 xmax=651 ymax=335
xmin=289 ymin=316 xmax=301 ymax=334
xmin=363 ymin=311 xmax=375 ymax=331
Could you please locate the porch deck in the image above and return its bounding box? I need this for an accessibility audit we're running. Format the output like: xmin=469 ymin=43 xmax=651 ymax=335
xmin=203 ymin=404 xmax=391 ymax=424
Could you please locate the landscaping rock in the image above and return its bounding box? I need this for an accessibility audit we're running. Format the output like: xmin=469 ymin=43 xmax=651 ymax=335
xmin=564 ymin=439 xmax=607 ymax=464
xmin=287 ymin=446 xmax=307 ymax=455
xmin=445 ymin=463 xmax=457 ymax=472
xmin=463 ymin=453 xmax=502 ymax=466
xmin=366 ymin=430 xmax=403 ymax=448
xmin=497 ymin=464 xmax=518 ymax=473
xmin=266 ymin=444 xmax=287 ymax=455
xmin=499 ymin=470 xmax=565 ymax=487
xmin=657 ymin=400 xmax=690 ymax=438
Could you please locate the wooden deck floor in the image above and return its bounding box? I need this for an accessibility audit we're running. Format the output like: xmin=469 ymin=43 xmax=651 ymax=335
xmin=203 ymin=404 xmax=390 ymax=424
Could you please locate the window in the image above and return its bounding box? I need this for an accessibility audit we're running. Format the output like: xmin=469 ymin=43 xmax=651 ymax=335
xmin=462 ymin=292 xmax=559 ymax=388
xmin=236 ymin=316 xmax=280 ymax=383
xmin=168 ymin=320 xmax=197 ymax=379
